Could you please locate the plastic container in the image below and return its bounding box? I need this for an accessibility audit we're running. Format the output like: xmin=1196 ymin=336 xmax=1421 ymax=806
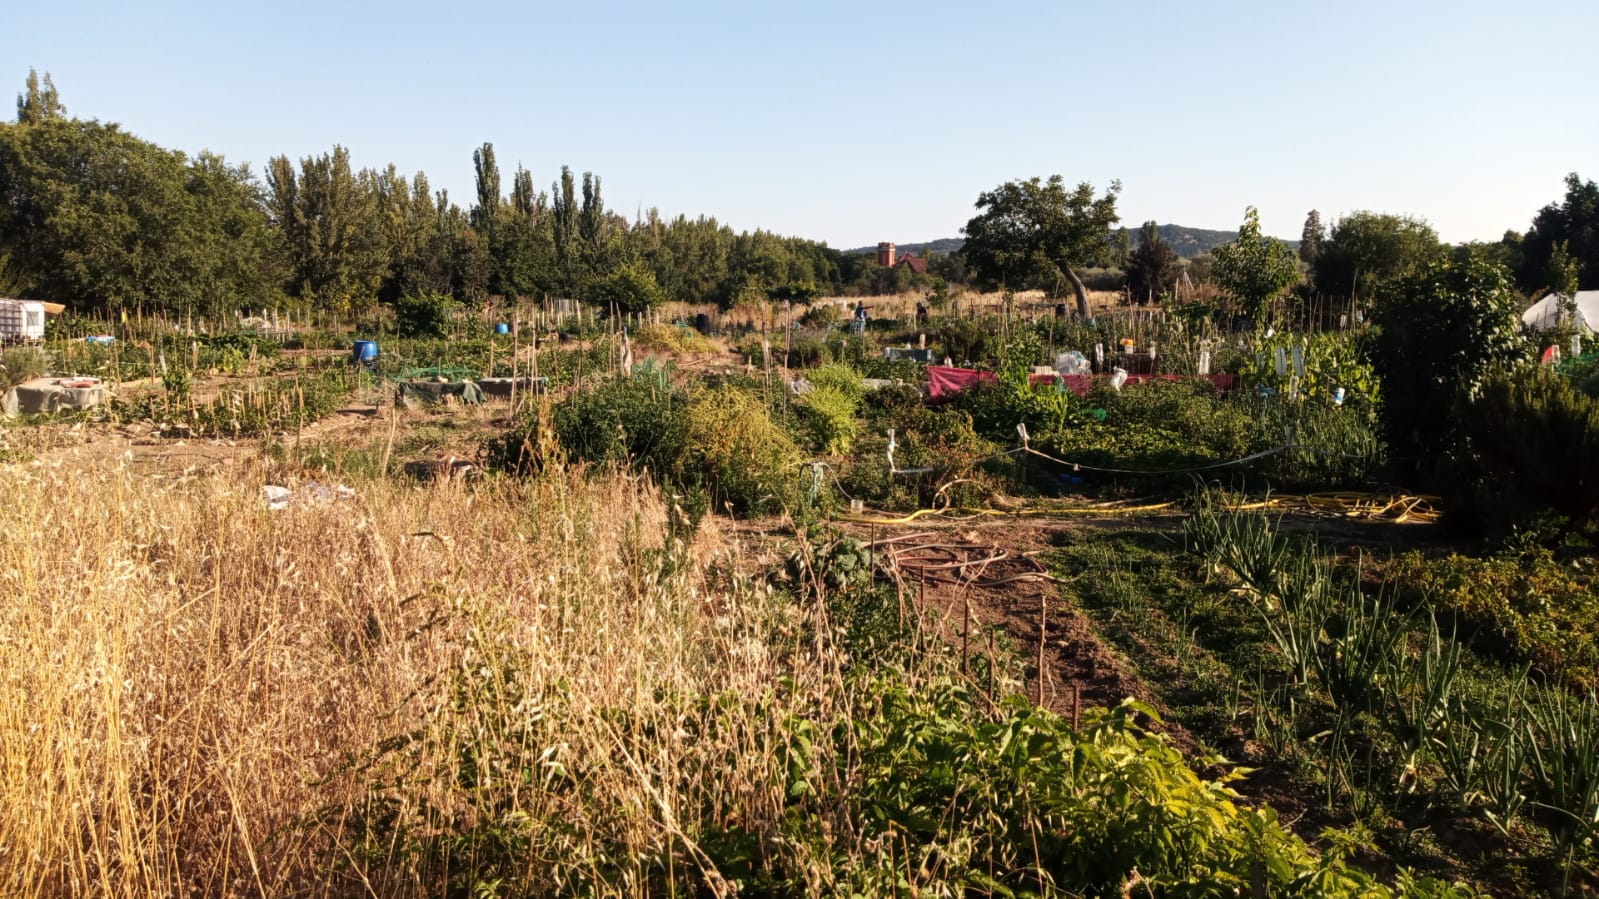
xmin=494 ymin=323 xmax=510 ymax=335
xmin=352 ymin=340 xmax=379 ymax=366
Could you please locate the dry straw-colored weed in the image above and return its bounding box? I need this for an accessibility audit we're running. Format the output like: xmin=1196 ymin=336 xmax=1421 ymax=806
xmin=0 ymin=457 xmax=828 ymax=897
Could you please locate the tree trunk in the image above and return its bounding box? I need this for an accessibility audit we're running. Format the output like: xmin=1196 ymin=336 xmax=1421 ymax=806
xmin=1065 ymin=267 xmax=1090 ymax=318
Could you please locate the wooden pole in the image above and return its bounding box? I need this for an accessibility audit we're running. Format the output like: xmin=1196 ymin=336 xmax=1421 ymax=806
xmin=961 ymin=585 xmax=971 ymax=678
xmin=1037 ymin=595 xmax=1048 ymax=706
xmin=988 ymin=628 xmax=997 ymax=705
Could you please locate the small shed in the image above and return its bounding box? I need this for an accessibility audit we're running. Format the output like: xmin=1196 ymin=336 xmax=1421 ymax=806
xmin=1522 ymin=291 xmax=1599 ymax=332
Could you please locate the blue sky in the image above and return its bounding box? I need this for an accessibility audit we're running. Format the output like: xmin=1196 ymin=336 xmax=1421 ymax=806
xmin=5 ymin=0 xmax=1596 ymax=249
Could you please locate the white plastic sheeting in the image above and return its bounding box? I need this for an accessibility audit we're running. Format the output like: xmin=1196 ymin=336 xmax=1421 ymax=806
xmin=1522 ymin=291 xmax=1599 ymax=332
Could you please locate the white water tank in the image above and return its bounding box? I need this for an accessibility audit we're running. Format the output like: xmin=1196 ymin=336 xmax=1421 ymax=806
xmin=0 ymin=299 xmax=46 ymax=341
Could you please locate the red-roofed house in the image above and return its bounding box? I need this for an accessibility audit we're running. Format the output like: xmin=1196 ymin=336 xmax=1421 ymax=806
xmin=875 ymin=241 xmax=928 ymax=274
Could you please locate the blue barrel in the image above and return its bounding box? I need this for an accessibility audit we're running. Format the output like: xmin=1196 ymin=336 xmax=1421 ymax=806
xmin=353 ymin=340 xmax=379 ymax=366
xmin=494 ymin=322 xmax=510 ymax=335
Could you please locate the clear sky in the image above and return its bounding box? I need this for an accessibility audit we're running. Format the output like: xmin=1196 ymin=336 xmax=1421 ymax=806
xmin=5 ymin=0 xmax=1596 ymax=249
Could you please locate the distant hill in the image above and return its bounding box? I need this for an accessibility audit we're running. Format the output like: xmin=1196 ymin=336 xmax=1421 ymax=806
xmin=1128 ymin=224 xmax=1236 ymax=257
xmin=843 ymin=237 xmax=965 ymax=256
xmin=849 ymin=225 xmax=1297 ymax=259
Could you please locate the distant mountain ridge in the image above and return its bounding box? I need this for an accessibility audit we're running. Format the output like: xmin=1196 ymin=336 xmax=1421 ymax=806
xmin=842 ymin=237 xmax=965 ymax=256
xmin=847 ymin=225 xmax=1298 ymax=259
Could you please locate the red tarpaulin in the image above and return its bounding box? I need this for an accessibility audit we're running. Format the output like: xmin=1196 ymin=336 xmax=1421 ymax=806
xmin=928 ymin=366 xmax=998 ymax=398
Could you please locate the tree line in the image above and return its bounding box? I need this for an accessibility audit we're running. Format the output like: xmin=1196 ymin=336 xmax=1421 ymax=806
xmin=959 ymin=173 xmax=1599 ymax=320
xmin=0 ymin=71 xmax=928 ymax=319
xmin=3 ymin=69 xmax=1593 ymax=321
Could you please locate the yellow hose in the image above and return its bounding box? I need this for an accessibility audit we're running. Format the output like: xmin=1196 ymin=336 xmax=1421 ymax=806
xmin=838 ymin=491 xmax=1440 ymax=526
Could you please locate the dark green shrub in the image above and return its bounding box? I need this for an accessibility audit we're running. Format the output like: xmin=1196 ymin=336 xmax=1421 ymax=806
xmin=393 ymin=293 xmax=459 ymax=339
xmin=1035 ymin=380 xmax=1250 ymax=476
xmin=856 ymin=356 xmax=922 ymax=382
xmin=843 ymin=388 xmax=1000 ymax=509
xmin=485 ymin=372 xmax=687 ymax=476
xmin=487 ymin=375 xmax=798 ymax=516
xmin=798 ymin=303 xmax=841 ymax=329
xmin=1369 ymin=258 xmax=1525 ymax=472
xmin=934 ymin=315 xmax=990 ymax=365
xmin=1445 ymin=369 xmax=1599 ymax=544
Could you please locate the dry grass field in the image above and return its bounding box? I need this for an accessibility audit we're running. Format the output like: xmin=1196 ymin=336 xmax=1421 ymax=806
xmin=0 ymin=454 xmax=840 ymax=897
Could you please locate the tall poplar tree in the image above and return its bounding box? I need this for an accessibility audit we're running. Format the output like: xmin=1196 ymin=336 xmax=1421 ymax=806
xmin=264 ymin=146 xmax=385 ymax=312
xmin=15 ymin=69 xmax=65 ymax=124
xmin=1300 ymin=210 xmax=1323 ymax=268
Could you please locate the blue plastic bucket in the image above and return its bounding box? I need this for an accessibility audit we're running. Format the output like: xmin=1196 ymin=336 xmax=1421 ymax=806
xmin=494 ymin=322 xmax=510 ymax=335
xmin=353 ymin=340 xmax=379 ymax=365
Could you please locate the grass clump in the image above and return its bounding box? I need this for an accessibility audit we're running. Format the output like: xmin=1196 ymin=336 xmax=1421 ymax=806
xmin=795 ymin=363 xmax=864 ymax=455
xmin=631 ymin=321 xmax=715 ymax=354
xmin=1 ymin=346 xmax=51 ymax=389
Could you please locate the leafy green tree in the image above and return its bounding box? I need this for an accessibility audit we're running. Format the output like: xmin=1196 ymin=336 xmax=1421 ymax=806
xmin=1300 ymin=209 xmax=1323 ymax=267
xmin=470 ymin=143 xmax=500 ymax=235
xmin=0 ymin=113 xmax=275 ymax=316
xmin=265 ymin=146 xmax=386 ymax=313
xmin=1123 ymin=220 xmax=1179 ymax=304
xmin=468 ymin=143 xmax=552 ymax=299
xmin=1210 ymin=207 xmax=1300 ymax=326
xmin=374 ymin=166 xmax=455 ymax=301
xmin=14 ymin=68 xmax=64 ymax=124
xmin=961 ymin=176 xmax=1122 ymax=318
xmin=1519 ymin=173 xmax=1599 ymax=292
xmin=1549 ymin=240 xmax=1581 ymax=301
xmin=646 ymin=213 xmax=729 ymax=303
xmin=1313 ymin=211 xmax=1446 ymax=302
xmin=767 ymin=280 xmax=821 ymax=303
xmin=588 ymin=260 xmax=666 ymax=314
xmin=497 ymin=164 xmax=552 ymax=299
xmin=1370 ymin=257 xmax=1525 ymax=470
xmin=1453 ymin=230 xmax=1524 ymax=274
xmin=181 ymin=152 xmax=281 ymax=319
xmin=579 ymin=171 xmax=609 ymax=255
xmin=551 ymin=166 xmax=583 ymax=296
xmin=448 ymin=207 xmax=491 ymax=303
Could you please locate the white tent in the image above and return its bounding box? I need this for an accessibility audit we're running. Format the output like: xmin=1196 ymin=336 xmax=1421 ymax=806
xmin=1522 ymin=290 xmax=1599 ymax=332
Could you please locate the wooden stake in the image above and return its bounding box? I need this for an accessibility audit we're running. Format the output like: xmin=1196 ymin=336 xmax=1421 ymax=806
xmin=896 ymin=575 xmax=905 ymax=634
xmin=961 ymin=585 xmax=971 ymax=678
xmin=1037 ymin=595 xmax=1048 ymax=706
xmin=987 ymin=627 xmax=997 ymax=705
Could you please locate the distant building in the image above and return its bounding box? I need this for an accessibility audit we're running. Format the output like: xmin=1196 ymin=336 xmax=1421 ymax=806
xmin=896 ymin=253 xmax=928 ymax=274
xmin=876 ymin=241 xmax=928 ymax=274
